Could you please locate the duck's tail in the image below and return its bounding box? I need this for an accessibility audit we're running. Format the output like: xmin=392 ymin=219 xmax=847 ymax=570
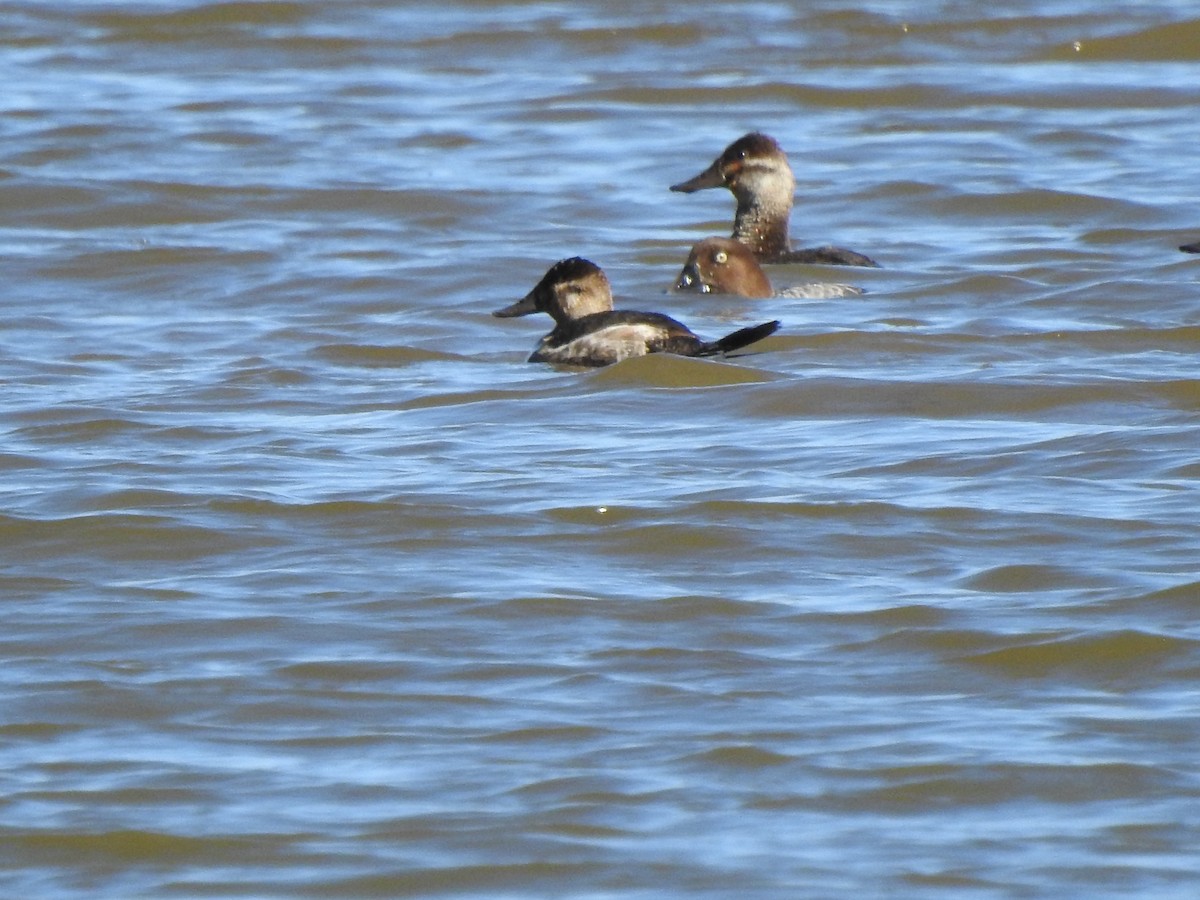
xmin=696 ymin=320 xmax=781 ymax=358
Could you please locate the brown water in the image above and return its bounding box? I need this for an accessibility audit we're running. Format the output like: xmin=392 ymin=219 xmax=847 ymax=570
xmin=3 ymin=1 xmax=1200 ymax=897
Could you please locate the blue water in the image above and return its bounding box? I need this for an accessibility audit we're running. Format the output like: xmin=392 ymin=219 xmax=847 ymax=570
xmin=2 ymin=1 xmax=1200 ymax=897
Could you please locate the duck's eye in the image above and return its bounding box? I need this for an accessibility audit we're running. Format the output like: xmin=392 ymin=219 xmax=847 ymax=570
xmin=714 ymin=251 xmax=728 ymax=265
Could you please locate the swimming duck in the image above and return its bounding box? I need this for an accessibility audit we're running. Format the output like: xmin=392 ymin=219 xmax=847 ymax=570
xmin=675 ymin=237 xmax=864 ymax=299
xmin=670 ymin=132 xmax=879 ymax=268
xmin=493 ymin=257 xmax=780 ymax=367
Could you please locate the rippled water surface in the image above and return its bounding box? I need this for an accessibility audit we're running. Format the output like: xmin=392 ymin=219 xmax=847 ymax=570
xmin=3 ymin=1 xmax=1200 ymax=897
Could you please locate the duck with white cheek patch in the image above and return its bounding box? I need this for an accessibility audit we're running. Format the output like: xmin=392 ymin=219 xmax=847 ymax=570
xmin=494 ymin=257 xmax=780 ymax=367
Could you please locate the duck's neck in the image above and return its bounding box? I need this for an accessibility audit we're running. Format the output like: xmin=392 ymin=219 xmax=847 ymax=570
xmin=731 ymin=191 xmax=793 ymax=259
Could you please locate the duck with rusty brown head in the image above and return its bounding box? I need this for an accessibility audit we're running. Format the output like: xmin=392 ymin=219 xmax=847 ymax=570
xmin=675 ymin=237 xmax=865 ymax=300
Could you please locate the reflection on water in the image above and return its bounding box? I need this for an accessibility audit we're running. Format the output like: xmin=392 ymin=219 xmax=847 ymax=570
xmin=2 ymin=1 xmax=1199 ymax=897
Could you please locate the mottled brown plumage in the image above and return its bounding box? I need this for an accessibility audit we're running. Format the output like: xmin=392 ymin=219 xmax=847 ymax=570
xmin=494 ymin=257 xmax=780 ymax=366
xmin=671 ymin=132 xmax=879 ymax=268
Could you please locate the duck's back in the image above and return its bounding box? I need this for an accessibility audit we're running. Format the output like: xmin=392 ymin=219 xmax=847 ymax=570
xmin=533 ymin=310 xmax=702 ymax=366
xmin=769 ymin=246 xmax=881 ymax=268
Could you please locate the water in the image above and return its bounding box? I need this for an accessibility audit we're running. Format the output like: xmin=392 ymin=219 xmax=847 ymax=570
xmin=2 ymin=1 xmax=1200 ymax=897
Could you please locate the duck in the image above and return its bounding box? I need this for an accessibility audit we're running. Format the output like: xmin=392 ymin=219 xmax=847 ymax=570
xmin=675 ymin=237 xmax=865 ymax=299
xmin=670 ymin=132 xmax=879 ymax=268
xmin=493 ymin=257 xmax=780 ymax=367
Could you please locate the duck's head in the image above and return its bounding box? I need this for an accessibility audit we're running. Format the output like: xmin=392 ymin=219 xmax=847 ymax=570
xmin=673 ymin=237 xmax=773 ymax=299
xmin=494 ymin=257 xmax=614 ymax=324
xmin=669 ymin=132 xmax=795 ymax=205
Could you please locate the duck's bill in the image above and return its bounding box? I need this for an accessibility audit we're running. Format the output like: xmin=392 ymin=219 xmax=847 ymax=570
xmin=492 ymin=291 xmax=538 ymax=317
xmin=673 ymin=265 xmax=710 ymax=293
xmin=669 ymin=161 xmax=724 ymax=193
